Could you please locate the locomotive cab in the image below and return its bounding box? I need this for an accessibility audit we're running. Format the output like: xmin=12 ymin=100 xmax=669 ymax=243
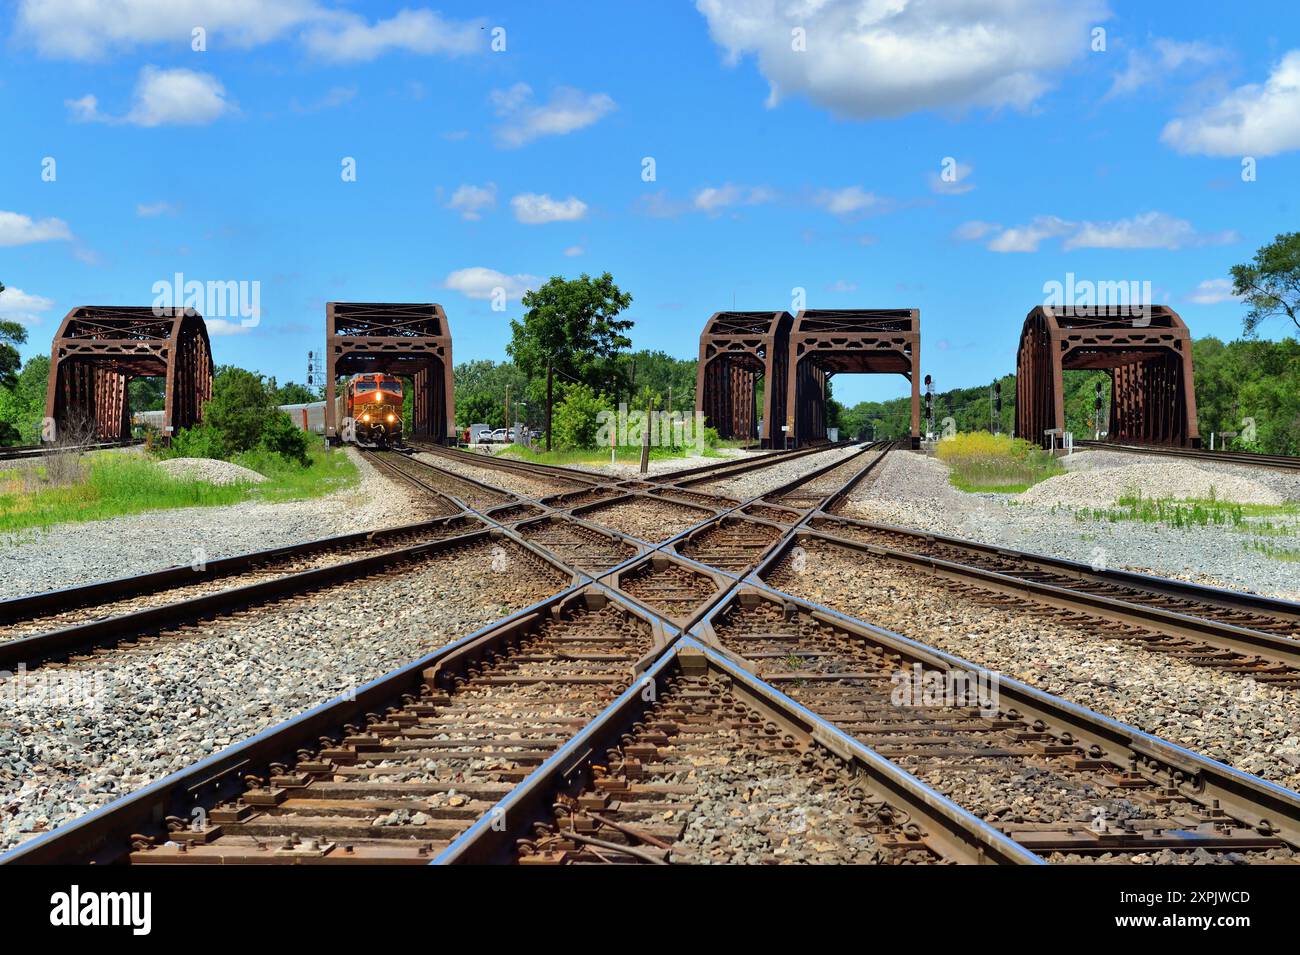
xmin=341 ymin=374 xmax=404 ymax=448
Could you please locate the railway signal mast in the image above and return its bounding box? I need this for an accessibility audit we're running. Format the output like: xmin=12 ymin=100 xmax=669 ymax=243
xmin=924 ymin=374 xmax=934 ymax=440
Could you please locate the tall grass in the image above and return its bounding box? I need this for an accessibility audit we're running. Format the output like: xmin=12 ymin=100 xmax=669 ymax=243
xmin=935 ymin=431 xmax=1064 ymax=492
xmin=0 ymin=445 xmax=357 ymax=533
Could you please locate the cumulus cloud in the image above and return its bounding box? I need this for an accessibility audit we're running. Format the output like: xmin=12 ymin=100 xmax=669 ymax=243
xmin=510 ymin=193 xmax=588 ymax=225
xmin=695 ymin=0 xmax=1106 ymax=119
xmin=1161 ymin=50 xmax=1300 ymax=157
xmin=692 ymin=184 xmax=776 ymax=213
xmin=68 ymin=66 xmax=235 ymax=126
xmin=0 ymin=286 xmax=56 ymax=324
xmin=205 ymin=318 xmax=254 ymax=336
xmin=300 ymin=9 xmax=483 ymax=62
xmin=17 ymin=0 xmax=483 ymax=61
xmin=447 ymin=183 xmax=497 ymax=221
xmin=1185 ymin=278 xmax=1241 ymax=305
xmin=1107 ymin=38 xmax=1222 ymax=98
xmin=0 ymin=210 xmax=73 ymax=246
xmin=491 ymin=84 xmax=615 ymax=148
xmin=563 ymin=245 xmax=585 ymax=257
xmin=815 ymin=186 xmax=883 ymax=217
xmin=826 ymin=279 xmax=858 ymax=293
xmin=443 ymin=267 xmax=540 ymax=300
xmin=957 ymin=211 xmax=1236 ymax=253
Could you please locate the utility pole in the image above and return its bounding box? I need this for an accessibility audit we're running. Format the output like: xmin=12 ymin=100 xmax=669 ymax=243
xmin=504 ymin=383 xmax=510 ymax=441
xmin=545 ymin=361 xmax=554 ymax=452
xmin=993 ymin=381 xmax=1002 ymax=435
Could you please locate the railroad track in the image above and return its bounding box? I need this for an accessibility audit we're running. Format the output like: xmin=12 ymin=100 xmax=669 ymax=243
xmin=0 ymin=517 xmax=479 ymax=645
xmin=0 ymin=439 xmax=143 ymax=462
xmin=0 ymin=525 xmax=569 ymax=672
xmin=407 ymin=442 xmax=599 ymax=497
xmin=698 ymin=587 xmax=1300 ymax=861
xmin=1076 ymin=439 xmax=1300 ymax=472
xmin=362 ymin=450 xmax=515 ymax=511
xmin=10 ymin=436 xmax=1300 ymax=865
xmin=804 ymin=516 xmax=1300 ymax=644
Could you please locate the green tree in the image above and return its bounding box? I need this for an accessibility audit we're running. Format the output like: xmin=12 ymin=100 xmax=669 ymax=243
xmin=508 ymin=273 xmax=633 ymax=437
xmin=0 ymin=354 xmax=49 ymax=445
xmin=273 ymin=380 xmax=320 ymax=405
xmin=453 ymin=360 xmax=527 ymax=429
xmin=0 ymin=278 xmax=29 ymax=391
xmin=550 ymin=382 xmax=610 ymax=450
xmin=128 ymin=377 xmax=166 ymax=412
xmin=1230 ymin=232 xmax=1300 ymax=336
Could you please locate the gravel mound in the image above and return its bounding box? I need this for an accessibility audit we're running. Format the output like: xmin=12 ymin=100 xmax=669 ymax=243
xmin=1017 ymin=461 xmax=1283 ymax=507
xmin=158 ymin=457 xmax=267 ymax=485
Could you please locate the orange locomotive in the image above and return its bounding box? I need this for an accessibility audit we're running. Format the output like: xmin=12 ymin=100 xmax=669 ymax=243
xmin=337 ymin=373 xmax=404 ymax=448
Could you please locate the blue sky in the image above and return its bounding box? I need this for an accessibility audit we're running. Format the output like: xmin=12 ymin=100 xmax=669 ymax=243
xmin=2 ymin=0 xmax=1298 ymax=405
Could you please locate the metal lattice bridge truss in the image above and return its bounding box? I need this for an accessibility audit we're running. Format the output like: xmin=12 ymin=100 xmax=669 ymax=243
xmin=1014 ymin=305 xmax=1200 ymax=448
xmin=325 ymin=302 xmax=456 ymax=443
xmin=44 ymin=306 xmax=214 ymax=442
xmin=696 ymin=309 xmax=921 ymax=448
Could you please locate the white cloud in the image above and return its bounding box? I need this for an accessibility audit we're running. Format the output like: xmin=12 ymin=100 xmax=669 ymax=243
xmin=0 ymin=210 xmax=73 ymax=246
xmin=564 ymin=245 xmax=585 ymax=257
xmin=953 ymin=220 xmax=999 ymax=241
xmin=692 ymin=184 xmax=776 ymax=212
xmin=136 ymin=201 xmax=177 ymax=217
xmin=1064 ymin=211 xmax=1236 ymax=250
xmin=18 ymin=1 xmax=483 ymax=61
xmin=301 ymin=9 xmax=484 ymax=62
xmin=955 ymin=212 xmax=1234 ymax=253
xmin=0 ymin=286 xmax=56 ymax=324
xmin=491 ymin=83 xmax=616 ymax=148
xmin=68 ymin=66 xmax=235 ymax=126
xmin=205 ymin=318 xmax=254 ymax=336
xmin=929 ymin=162 xmax=975 ymax=195
xmin=695 ymin=0 xmax=1106 ymax=119
xmin=447 ymin=183 xmax=497 ymax=221
xmin=443 ymin=267 xmax=540 ymax=300
xmin=1186 ymin=278 xmax=1241 ymax=305
xmin=1161 ymin=50 xmax=1300 ymax=157
xmin=815 ymin=186 xmax=881 ymax=217
xmin=510 ymin=193 xmax=588 ymax=225
xmin=826 ymin=279 xmax=858 ymax=293
xmin=1107 ymin=38 xmax=1222 ymax=98
xmin=987 ymin=216 xmax=1075 ymax=253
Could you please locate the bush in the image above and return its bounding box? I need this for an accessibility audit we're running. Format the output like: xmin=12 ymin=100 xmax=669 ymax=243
xmin=164 ymin=424 xmax=227 ymax=460
xmin=258 ymin=411 xmax=310 ymax=466
xmin=551 ymin=383 xmax=609 ymax=450
xmin=203 ymin=368 xmax=280 ymax=455
xmin=935 ymin=431 xmax=1063 ymax=492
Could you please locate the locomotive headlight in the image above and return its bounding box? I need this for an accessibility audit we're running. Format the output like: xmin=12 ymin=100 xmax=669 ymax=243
xmin=361 ymin=413 xmax=370 ymax=422
xmin=387 ymin=414 xmax=396 ymax=423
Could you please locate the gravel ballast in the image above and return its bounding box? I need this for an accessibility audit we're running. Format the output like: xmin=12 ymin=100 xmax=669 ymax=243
xmin=840 ymin=450 xmax=1300 ymax=601
xmin=696 ymin=445 xmax=862 ymax=499
xmin=0 ymin=448 xmax=443 ymax=600
xmin=768 ymin=539 xmax=1300 ymax=798
xmin=0 ymin=537 xmax=566 ymax=851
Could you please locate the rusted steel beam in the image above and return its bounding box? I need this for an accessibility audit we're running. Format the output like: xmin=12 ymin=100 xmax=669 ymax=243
xmin=785 ymin=309 xmax=920 ymax=448
xmin=1014 ymin=305 xmax=1200 ymax=448
xmin=324 ymin=302 xmax=455 ymax=443
xmin=44 ymin=307 xmax=213 ymax=442
xmin=695 ymin=311 xmax=792 ymax=447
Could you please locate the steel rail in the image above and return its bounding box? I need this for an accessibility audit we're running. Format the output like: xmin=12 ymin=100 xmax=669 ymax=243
xmin=805 ymin=515 xmax=1300 ymax=634
xmin=1076 ymin=438 xmax=1300 ymax=472
xmin=437 ymin=638 xmax=1043 ymax=866
xmin=695 ymin=579 xmax=1300 ymax=855
xmin=766 ymin=528 xmax=1300 ymax=676
xmin=0 ymin=524 xmax=574 ymax=671
xmin=0 ymin=439 xmax=144 ymax=461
